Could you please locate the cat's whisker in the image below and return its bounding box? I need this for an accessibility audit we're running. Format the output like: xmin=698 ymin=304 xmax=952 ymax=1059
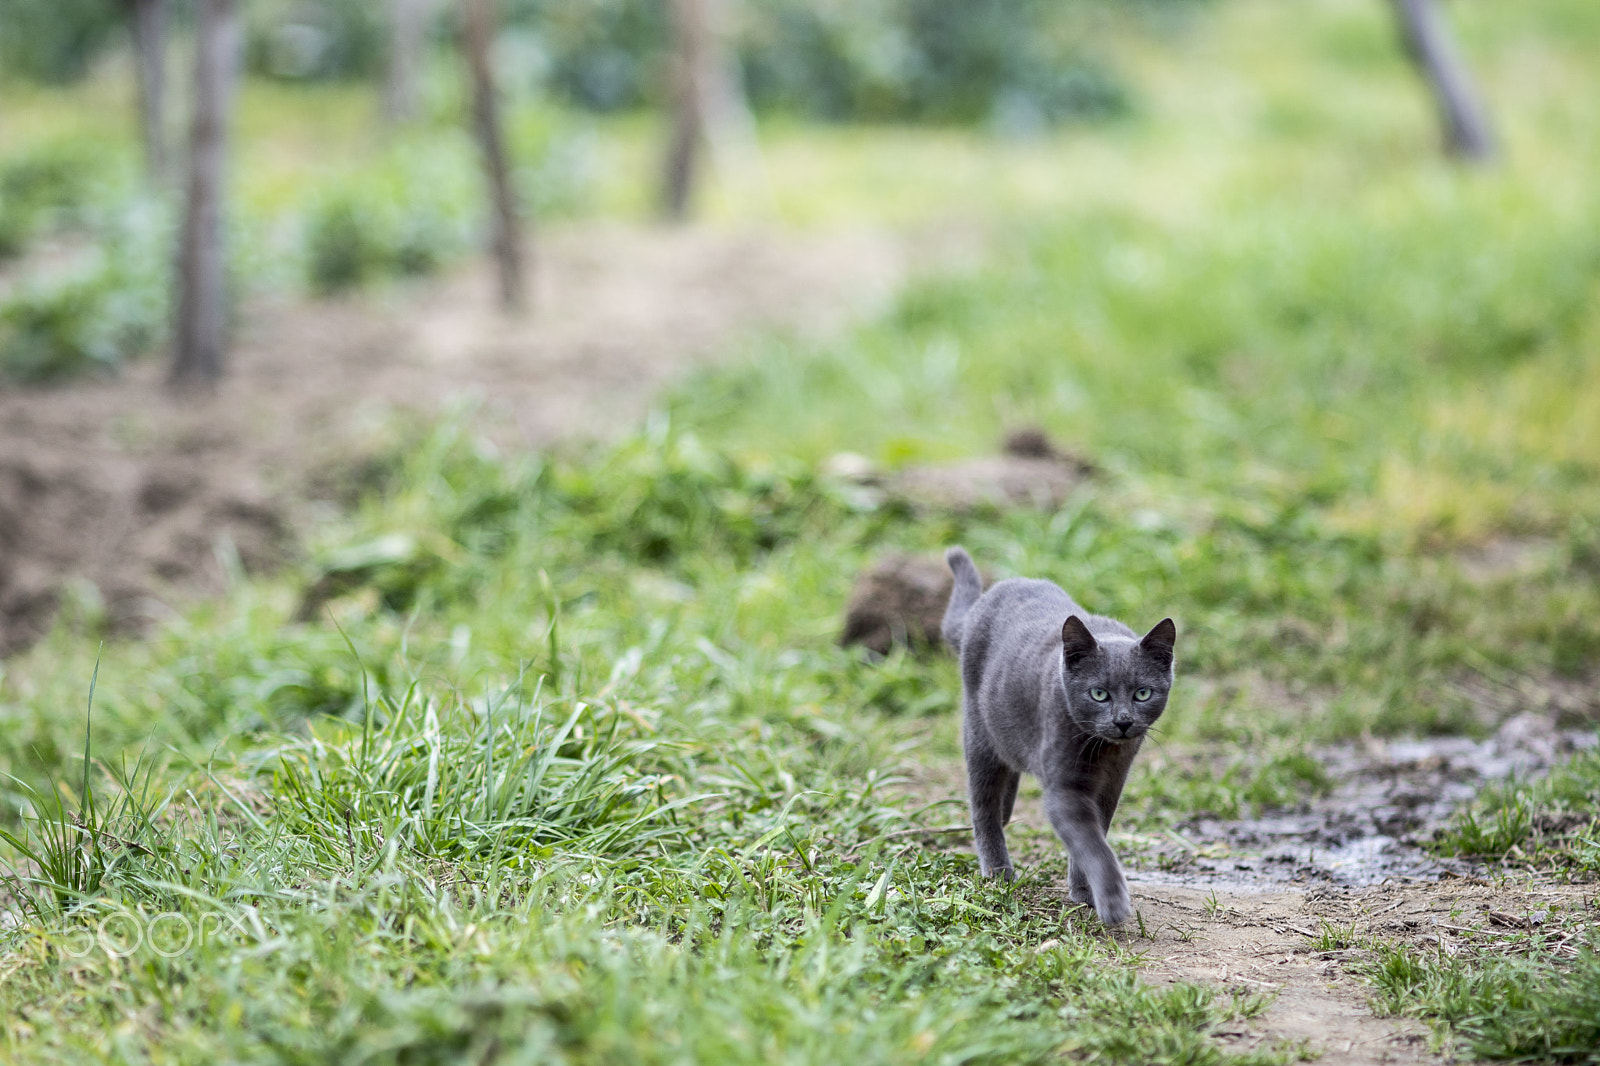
xmin=1079 ymin=735 xmax=1106 ymax=766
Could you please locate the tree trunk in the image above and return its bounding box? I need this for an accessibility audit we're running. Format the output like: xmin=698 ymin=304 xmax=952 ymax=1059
xmin=170 ymin=0 xmax=239 ymax=388
xmin=461 ymin=0 xmax=527 ymax=312
xmin=384 ymin=0 xmax=433 ymax=125
xmin=661 ymin=0 xmax=763 ymax=220
xmin=661 ymin=0 xmax=709 ymax=221
xmin=1387 ymin=0 xmax=1496 ymax=162
xmin=127 ymin=0 xmax=168 ymax=184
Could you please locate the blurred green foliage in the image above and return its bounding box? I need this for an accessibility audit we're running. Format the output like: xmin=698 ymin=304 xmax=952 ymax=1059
xmin=545 ymin=427 xmax=848 ymax=566
xmin=738 ymin=0 xmax=1128 ymax=125
xmin=245 ymin=0 xmax=387 ymax=81
xmin=517 ymin=0 xmax=1137 ymax=125
xmin=304 ymin=172 xmax=465 ymax=295
xmin=0 ymin=137 xmax=112 ymax=260
xmin=301 ymin=115 xmax=586 ymax=294
xmin=0 ymin=0 xmax=122 ymax=85
xmin=0 ymin=139 xmax=168 ymax=383
xmin=0 ymin=105 xmax=592 ymax=372
xmin=0 ymin=258 xmax=163 ymax=383
xmin=4 ymin=0 xmax=1168 ymax=127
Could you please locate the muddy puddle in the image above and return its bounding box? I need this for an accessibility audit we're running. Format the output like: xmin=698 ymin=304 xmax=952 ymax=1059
xmin=1127 ymin=713 xmax=1598 ymax=891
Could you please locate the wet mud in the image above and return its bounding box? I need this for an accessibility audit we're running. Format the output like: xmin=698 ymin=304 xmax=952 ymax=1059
xmin=1128 ymin=713 xmax=1598 ymax=891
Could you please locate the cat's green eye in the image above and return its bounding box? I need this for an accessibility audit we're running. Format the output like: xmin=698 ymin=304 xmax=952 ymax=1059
xmin=1089 ymin=688 xmax=1110 ymax=702
xmin=1134 ymin=687 xmax=1153 ymax=701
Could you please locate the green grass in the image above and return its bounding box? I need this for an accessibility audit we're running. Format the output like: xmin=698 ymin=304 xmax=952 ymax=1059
xmin=1431 ymin=749 xmax=1600 ymax=872
xmin=1366 ymin=939 xmax=1600 ymax=1063
xmin=1375 ymin=746 xmax=1600 ymax=1060
xmin=2 ymin=0 xmax=1600 ymax=1060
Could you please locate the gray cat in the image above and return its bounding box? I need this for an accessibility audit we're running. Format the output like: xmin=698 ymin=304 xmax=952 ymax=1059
xmin=941 ymin=546 xmax=1176 ymax=926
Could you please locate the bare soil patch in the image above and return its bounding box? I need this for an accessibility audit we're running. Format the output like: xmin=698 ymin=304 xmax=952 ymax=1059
xmin=1117 ymin=876 xmax=1596 ymax=1065
xmin=1123 ymin=884 xmax=1444 ymax=1065
xmin=0 ymin=223 xmax=910 ymax=654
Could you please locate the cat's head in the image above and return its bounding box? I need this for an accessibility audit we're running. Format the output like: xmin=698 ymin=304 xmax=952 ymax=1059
xmin=1059 ymin=616 xmax=1177 ymax=742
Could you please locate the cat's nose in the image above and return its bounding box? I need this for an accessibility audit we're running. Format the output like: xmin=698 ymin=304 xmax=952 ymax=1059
xmin=1114 ymin=718 xmax=1132 ymax=736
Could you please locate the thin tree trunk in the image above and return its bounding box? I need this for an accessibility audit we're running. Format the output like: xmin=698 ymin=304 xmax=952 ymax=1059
xmin=662 ymin=0 xmax=763 ymax=220
xmin=461 ymin=0 xmax=526 ymax=312
xmin=127 ymin=0 xmax=167 ymax=183
xmin=661 ymin=0 xmax=709 ymax=221
xmin=1388 ymin=0 xmax=1496 ymax=162
xmin=384 ymin=0 xmax=432 ymax=125
xmin=170 ymin=0 xmax=239 ymax=387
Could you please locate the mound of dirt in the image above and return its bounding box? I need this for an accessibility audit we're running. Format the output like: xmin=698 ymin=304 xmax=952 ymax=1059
xmin=840 ymin=553 xmax=956 ymax=655
xmin=0 ymin=440 xmax=289 ymax=654
xmin=826 ymin=427 xmax=1096 ymax=517
xmin=0 ymin=223 xmax=913 ymax=656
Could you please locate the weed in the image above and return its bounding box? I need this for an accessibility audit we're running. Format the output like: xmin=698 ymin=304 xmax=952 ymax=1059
xmin=1432 ymin=749 xmax=1600 ymax=872
xmin=0 ymin=661 xmax=172 ymax=920
xmin=1364 ymin=940 xmax=1600 ymax=1063
xmin=1310 ymin=920 xmax=1358 ymax=952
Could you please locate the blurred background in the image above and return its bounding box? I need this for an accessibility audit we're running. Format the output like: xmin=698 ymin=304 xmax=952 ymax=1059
xmin=0 ymin=0 xmax=1586 ymax=374
xmin=1 ymin=0 xmax=1597 ymax=702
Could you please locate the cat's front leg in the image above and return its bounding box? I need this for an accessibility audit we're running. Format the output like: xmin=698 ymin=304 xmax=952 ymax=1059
xmin=1043 ymin=785 xmax=1130 ymax=925
xmin=1067 ymin=863 xmax=1092 ymax=907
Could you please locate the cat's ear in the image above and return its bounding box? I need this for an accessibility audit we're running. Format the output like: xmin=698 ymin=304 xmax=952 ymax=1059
xmin=1139 ymin=618 xmax=1177 ymax=669
xmin=1061 ymin=616 xmax=1098 ymax=668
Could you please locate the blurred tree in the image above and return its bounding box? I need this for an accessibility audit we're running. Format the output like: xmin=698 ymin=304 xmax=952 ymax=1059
xmin=661 ymin=0 xmax=710 ymax=220
xmin=171 ymin=0 xmax=240 ymax=387
xmin=1387 ymin=0 xmax=1496 ymax=162
xmin=384 ymin=0 xmax=436 ymax=123
xmin=660 ymin=0 xmax=763 ymax=221
xmin=122 ymin=0 xmax=168 ymax=183
xmin=461 ymin=0 xmax=527 ymax=311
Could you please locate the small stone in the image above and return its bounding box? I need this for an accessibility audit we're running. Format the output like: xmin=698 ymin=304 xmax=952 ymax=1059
xmin=822 ymin=452 xmax=880 ymax=483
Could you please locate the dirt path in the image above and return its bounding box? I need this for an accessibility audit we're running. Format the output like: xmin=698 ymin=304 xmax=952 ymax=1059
xmin=0 ymin=222 xmax=917 ymax=654
xmin=1124 ymin=875 xmax=1595 ymax=1064
xmin=1127 ymin=882 xmax=1440 ymax=1064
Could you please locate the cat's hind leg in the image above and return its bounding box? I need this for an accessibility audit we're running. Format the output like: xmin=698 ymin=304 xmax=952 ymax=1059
xmin=1001 ymin=771 xmax=1020 ymax=826
xmin=965 ymin=743 xmax=1018 ymax=880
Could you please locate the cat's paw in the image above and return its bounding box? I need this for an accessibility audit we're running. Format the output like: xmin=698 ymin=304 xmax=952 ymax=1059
xmin=1094 ymin=882 xmax=1132 ymax=926
xmin=1067 ymin=877 xmax=1093 ymax=907
xmin=980 ymin=863 xmax=1016 ymax=882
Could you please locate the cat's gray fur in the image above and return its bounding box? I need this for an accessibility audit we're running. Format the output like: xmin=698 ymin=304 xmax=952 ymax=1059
xmin=941 ymin=546 xmax=1176 ymax=926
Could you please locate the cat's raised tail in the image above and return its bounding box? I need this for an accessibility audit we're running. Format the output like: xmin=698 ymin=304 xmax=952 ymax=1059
xmin=941 ymin=546 xmax=984 ymax=653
